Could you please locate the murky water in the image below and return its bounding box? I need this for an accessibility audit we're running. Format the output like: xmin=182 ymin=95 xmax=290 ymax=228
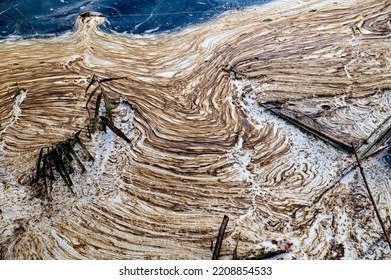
xmin=0 ymin=0 xmax=272 ymax=38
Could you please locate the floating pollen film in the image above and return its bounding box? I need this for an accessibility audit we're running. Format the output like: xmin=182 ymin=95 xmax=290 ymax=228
xmin=260 ymin=91 xmax=391 ymax=156
xmin=0 ymin=0 xmax=391 ymax=260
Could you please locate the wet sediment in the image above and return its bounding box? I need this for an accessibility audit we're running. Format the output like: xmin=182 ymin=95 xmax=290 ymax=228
xmin=0 ymin=0 xmax=390 ymax=259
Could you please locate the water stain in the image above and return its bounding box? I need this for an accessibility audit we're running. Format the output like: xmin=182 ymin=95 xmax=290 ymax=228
xmin=0 ymin=0 xmax=390 ymax=259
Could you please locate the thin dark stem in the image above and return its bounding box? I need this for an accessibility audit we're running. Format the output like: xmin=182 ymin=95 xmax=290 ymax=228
xmin=212 ymin=215 xmax=229 ymax=260
xmin=232 ymin=233 xmax=240 ymax=260
xmin=352 ymin=143 xmax=391 ymax=250
xmin=363 ymin=143 xmax=391 ymax=160
xmin=2 ymin=1 xmax=36 ymax=33
xmin=246 ymin=250 xmax=286 ymax=260
xmin=2 ymin=12 xmax=31 ymax=29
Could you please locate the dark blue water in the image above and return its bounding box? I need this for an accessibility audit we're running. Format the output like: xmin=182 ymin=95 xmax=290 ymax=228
xmin=0 ymin=0 xmax=272 ymax=39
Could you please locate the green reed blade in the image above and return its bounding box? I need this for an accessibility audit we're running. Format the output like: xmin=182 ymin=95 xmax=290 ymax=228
xmin=65 ymin=142 xmax=86 ymax=173
xmin=48 ymin=152 xmax=54 ymax=194
xmin=52 ymin=149 xmax=74 ymax=194
xmin=102 ymin=88 xmax=113 ymax=123
xmin=35 ymin=148 xmax=44 ymax=184
xmin=42 ymin=156 xmax=48 ymax=196
xmin=93 ymin=92 xmax=103 ymax=132
xmin=75 ymin=132 xmax=94 ymax=161
xmin=85 ymin=74 xmax=97 ymax=94
xmin=100 ymin=116 xmax=131 ymax=143
xmin=86 ymin=84 xmax=101 ymax=119
xmin=59 ymin=144 xmax=73 ymax=162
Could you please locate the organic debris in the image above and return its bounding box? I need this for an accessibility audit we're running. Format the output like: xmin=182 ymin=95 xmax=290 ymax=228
xmin=32 ymin=131 xmax=92 ymax=198
xmin=31 ymin=74 xmax=131 ymax=198
xmin=85 ymin=74 xmax=125 ymax=132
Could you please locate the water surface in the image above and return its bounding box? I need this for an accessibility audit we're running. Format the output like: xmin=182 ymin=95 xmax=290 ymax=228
xmin=0 ymin=0 xmax=272 ymax=39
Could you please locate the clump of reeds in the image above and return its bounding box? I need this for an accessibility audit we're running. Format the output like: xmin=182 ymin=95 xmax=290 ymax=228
xmin=85 ymin=74 xmax=131 ymax=142
xmin=32 ymin=74 xmax=131 ymax=198
xmin=32 ymin=131 xmax=93 ymax=198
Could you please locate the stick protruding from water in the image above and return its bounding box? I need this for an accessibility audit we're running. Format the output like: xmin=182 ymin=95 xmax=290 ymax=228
xmin=212 ymin=215 xmax=229 ymax=260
